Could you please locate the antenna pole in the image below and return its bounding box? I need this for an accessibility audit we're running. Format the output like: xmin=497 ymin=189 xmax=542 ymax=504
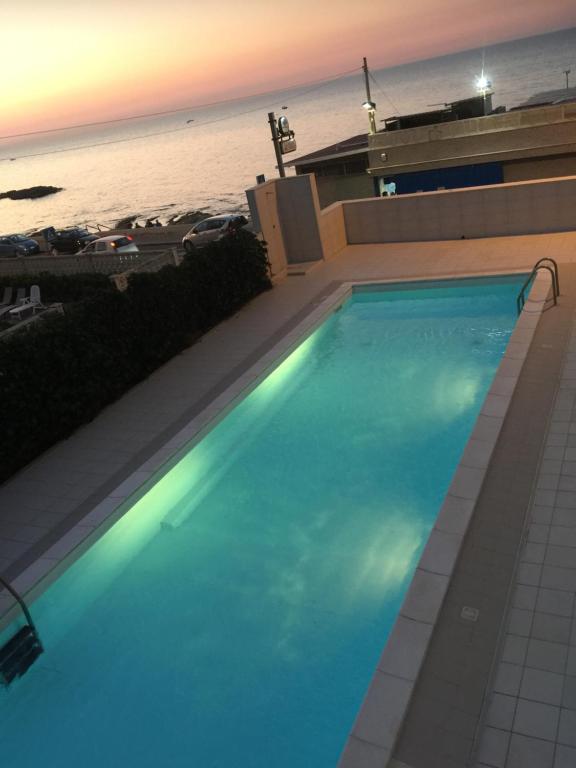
xmin=268 ymin=112 xmax=285 ymax=178
xmin=362 ymin=57 xmax=377 ymax=135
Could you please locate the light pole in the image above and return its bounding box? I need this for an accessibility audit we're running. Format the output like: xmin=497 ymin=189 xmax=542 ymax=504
xmin=362 ymin=57 xmax=377 ymax=134
xmin=268 ymin=112 xmax=286 ymax=178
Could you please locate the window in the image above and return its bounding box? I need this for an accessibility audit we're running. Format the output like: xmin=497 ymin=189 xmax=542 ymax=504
xmin=205 ymin=219 xmax=226 ymax=231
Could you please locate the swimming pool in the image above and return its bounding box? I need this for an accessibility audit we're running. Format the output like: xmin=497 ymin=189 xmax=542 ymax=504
xmin=0 ymin=276 xmax=525 ymax=767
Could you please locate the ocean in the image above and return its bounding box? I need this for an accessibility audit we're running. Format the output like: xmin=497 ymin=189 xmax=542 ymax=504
xmin=0 ymin=27 xmax=575 ymax=234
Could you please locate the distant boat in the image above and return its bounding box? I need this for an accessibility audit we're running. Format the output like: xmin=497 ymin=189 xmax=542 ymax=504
xmin=281 ymin=106 xmax=288 ymax=110
xmin=186 ymin=119 xmax=194 ymax=124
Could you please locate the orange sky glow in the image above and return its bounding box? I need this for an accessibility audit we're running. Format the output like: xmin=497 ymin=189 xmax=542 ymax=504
xmin=2 ymin=0 xmax=576 ymax=135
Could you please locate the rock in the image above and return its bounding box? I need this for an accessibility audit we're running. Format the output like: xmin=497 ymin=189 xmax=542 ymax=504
xmin=169 ymin=211 xmax=212 ymax=226
xmin=0 ymin=185 xmax=63 ymax=201
xmin=115 ymin=215 xmax=137 ymax=229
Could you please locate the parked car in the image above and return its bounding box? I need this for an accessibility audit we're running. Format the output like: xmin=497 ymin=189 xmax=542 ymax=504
xmin=0 ymin=237 xmax=26 ymax=258
xmin=77 ymin=235 xmax=140 ymax=259
xmin=2 ymin=234 xmax=40 ymax=255
xmin=46 ymin=227 xmax=98 ymax=255
xmin=182 ymin=214 xmax=248 ymax=253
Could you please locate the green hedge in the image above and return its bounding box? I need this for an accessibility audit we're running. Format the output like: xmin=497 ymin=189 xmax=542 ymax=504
xmin=1 ymin=272 xmax=113 ymax=303
xmin=0 ymin=231 xmax=271 ymax=483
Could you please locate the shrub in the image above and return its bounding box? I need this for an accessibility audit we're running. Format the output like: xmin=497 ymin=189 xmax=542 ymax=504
xmin=0 ymin=232 xmax=271 ymax=483
xmin=0 ymin=272 xmax=113 ymax=303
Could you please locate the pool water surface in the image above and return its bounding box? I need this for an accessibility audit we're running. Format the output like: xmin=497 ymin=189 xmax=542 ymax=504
xmin=0 ymin=276 xmax=524 ymax=767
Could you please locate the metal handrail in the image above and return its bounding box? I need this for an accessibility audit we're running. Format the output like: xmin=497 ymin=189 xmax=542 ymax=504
xmin=533 ymin=257 xmax=560 ymax=296
xmin=0 ymin=576 xmax=42 ymax=649
xmin=516 ymin=263 xmax=559 ymax=315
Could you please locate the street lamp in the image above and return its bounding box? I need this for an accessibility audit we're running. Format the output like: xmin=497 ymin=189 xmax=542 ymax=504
xmin=362 ymin=58 xmax=377 ymax=134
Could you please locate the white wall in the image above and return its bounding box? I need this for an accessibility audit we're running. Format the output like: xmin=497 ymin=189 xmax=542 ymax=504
xmin=343 ymin=175 xmax=576 ymax=243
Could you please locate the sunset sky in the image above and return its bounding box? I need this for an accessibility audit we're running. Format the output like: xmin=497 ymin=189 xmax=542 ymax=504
xmin=2 ymin=0 xmax=576 ymax=135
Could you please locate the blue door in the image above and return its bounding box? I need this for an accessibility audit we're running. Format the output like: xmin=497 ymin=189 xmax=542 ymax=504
xmin=383 ymin=162 xmax=503 ymax=195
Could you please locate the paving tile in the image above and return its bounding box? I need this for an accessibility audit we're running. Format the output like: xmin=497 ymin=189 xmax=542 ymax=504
xmin=531 ymin=612 xmax=572 ymax=644
xmin=522 ymin=543 xmax=546 ymax=564
xmin=516 ymin=562 xmax=542 ymax=587
xmin=559 ymin=476 xmax=576 ymax=492
xmin=558 ymin=707 xmax=576 ymax=747
xmin=541 ymin=565 xmax=576 ymax=592
xmin=525 ymin=639 xmax=568 ymax=674
xmin=567 ymin=647 xmax=576 ymax=676
xmin=507 ymin=608 xmax=534 ymax=636
xmin=519 ymin=667 xmax=564 ymax=705
xmin=542 ymin=460 xmax=562 ymax=474
xmin=512 ymin=585 xmax=538 ymax=611
xmin=528 ymin=524 xmax=550 ymax=544
xmin=555 ymin=744 xmax=576 ymax=767
xmin=485 ymin=693 xmax=517 ymax=730
xmin=502 ymin=635 xmax=528 ymax=665
xmin=545 ymin=545 xmax=576 ymax=569
xmin=535 ymin=489 xmax=558 ymax=506
xmin=506 ymin=733 xmax=554 ymax=768
xmin=476 ymin=727 xmax=509 ymax=768
xmin=512 ymin=699 xmax=560 ymax=741
xmin=352 ymin=671 xmax=412 ymax=750
xmin=556 ymin=491 xmax=576 ymax=509
xmin=536 ymin=588 xmax=575 ymax=617
xmin=562 ymin=676 xmax=576 ymax=710
xmin=494 ymin=662 xmax=523 ymax=696
xmin=553 ymin=508 xmax=576 ymax=526
xmin=549 ymin=526 xmax=576 ymax=548
xmin=531 ymin=506 xmax=554 ymax=525
xmin=338 ymin=735 xmax=391 ymax=768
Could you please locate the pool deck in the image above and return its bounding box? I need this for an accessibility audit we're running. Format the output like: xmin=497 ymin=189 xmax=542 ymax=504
xmin=3 ymin=230 xmax=576 ymax=766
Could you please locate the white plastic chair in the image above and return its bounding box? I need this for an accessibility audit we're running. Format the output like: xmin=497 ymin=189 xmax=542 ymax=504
xmin=9 ymin=285 xmax=45 ymax=321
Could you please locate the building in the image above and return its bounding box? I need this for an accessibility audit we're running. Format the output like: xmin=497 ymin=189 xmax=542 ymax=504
xmin=288 ymin=90 xmax=576 ymax=206
xmin=284 ymin=133 xmax=372 ymax=208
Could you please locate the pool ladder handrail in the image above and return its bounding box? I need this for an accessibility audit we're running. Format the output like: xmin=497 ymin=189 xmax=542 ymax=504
xmin=0 ymin=576 xmax=43 ymax=686
xmin=516 ymin=258 xmax=560 ymax=315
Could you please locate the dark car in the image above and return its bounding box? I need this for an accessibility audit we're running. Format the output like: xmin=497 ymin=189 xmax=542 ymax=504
xmin=3 ymin=234 xmax=40 ymax=255
xmin=45 ymin=227 xmax=98 ymax=254
xmin=0 ymin=237 xmax=26 ymax=258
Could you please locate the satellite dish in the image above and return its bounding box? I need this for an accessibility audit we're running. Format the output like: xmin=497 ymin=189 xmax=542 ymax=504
xmin=277 ymin=116 xmax=290 ymax=136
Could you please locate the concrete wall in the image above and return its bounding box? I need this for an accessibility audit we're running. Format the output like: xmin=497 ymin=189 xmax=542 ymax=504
xmin=246 ymin=175 xmax=325 ymax=269
xmin=342 ymin=175 xmax=576 ymax=244
xmin=275 ymin=175 xmax=324 ymax=264
xmin=319 ymin=202 xmax=347 ymax=260
xmin=503 ymin=154 xmax=576 ymax=183
xmin=368 ymin=102 xmax=576 ymax=175
xmin=316 ymin=174 xmax=374 ymax=208
xmin=245 ymin=180 xmax=287 ymax=281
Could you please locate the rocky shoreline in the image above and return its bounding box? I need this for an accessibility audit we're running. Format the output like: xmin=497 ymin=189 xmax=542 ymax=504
xmin=114 ymin=210 xmax=214 ymax=229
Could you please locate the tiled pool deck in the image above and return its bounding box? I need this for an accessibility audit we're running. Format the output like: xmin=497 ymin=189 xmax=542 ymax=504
xmin=2 ymin=230 xmax=576 ymax=766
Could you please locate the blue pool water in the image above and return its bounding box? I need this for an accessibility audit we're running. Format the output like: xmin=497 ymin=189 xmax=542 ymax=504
xmin=0 ymin=277 xmax=523 ymax=767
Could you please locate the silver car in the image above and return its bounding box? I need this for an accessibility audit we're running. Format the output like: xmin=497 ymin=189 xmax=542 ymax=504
xmin=182 ymin=215 xmax=248 ymax=253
